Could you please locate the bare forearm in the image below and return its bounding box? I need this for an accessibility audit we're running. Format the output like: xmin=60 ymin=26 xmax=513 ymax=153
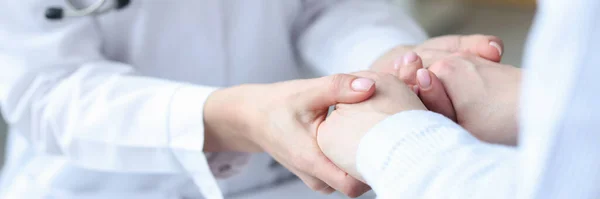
xmin=203 ymin=85 xmax=262 ymax=152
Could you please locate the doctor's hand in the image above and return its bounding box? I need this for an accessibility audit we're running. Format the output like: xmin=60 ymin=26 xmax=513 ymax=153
xmin=317 ymin=71 xmax=427 ymax=181
xmin=205 ymin=74 xmax=375 ymax=197
xmin=409 ymin=53 xmax=521 ymax=145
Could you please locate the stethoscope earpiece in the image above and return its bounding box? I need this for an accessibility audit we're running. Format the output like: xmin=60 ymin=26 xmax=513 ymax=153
xmin=45 ymin=0 xmax=130 ymax=20
xmin=45 ymin=7 xmax=64 ymax=20
xmin=116 ymin=0 xmax=130 ymax=9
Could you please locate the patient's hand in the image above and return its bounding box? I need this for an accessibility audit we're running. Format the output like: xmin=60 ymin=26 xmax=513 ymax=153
xmin=370 ymin=34 xmax=519 ymax=145
xmin=412 ymin=53 xmax=521 ymax=145
xmin=369 ymin=34 xmax=505 ymax=122
xmin=371 ymin=34 xmax=504 ymax=75
xmin=317 ymin=71 xmax=426 ymax=181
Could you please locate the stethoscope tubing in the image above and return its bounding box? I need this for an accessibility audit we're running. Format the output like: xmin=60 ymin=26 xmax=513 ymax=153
xmin=46 ymin=0 xmax=130 ymax=20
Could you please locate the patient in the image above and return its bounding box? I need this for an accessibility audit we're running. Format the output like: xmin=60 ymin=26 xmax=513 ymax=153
xmin=317 ymin=51 xmax=522 ymax=181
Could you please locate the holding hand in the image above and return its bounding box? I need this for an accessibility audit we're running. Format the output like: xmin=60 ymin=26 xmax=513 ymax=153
xmin=204 ymin=74 xmax=378 ymax=197
xmin=317 ymin=71 xmax=427 ymax=181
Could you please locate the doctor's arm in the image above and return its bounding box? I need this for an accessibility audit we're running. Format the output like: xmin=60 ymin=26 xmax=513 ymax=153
xmin=0 ymin=1 xmax=253 ymax=197
xmin=0 ymin=2 xmax=373 ymax=197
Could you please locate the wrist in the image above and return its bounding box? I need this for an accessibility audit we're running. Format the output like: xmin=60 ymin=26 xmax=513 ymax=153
xmin=203 ymin=85 xmax=263 ymax=152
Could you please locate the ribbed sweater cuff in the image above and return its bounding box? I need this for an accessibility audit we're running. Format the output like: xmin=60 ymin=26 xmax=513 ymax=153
xmin=356 ymin=110 xmax=478 ymax=188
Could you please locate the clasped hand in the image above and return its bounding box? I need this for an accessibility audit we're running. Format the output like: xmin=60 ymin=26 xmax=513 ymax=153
xmin=318 ymin=36 xmax=521 ymax=183
xmin=203 ymin=34 xmax=520 ymax=198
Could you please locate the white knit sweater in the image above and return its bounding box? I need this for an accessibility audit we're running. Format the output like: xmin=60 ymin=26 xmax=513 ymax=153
xmin=356 ymin=0 xmax=600 ymax=198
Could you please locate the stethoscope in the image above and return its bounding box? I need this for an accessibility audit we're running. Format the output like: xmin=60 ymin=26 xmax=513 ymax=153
xmin=45 ymin=0 xmax=130 ymax=20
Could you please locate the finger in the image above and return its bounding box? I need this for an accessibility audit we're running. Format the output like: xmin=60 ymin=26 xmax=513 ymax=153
xmin=319 ymin=186 xmax=336 ymax=195
xmin=412 ymin=85 xmax=419 ymax=95
xmin=312 ymin=155 xmax=371 ymax=198
xmin=416 ymin=49 xmax=453 ymax=68
xmin=282 ymin=161 xmax=332 ymax=192
xmin=420 ymin=35 xmax=504 ymax=63
xmin=298 ymin=74 xmax=376 ymax=110
xmin=459 ymin=35 xmax=504 ymax=62
xmin=396 ymin=51 xmax=424 ymax=85
xmin=297 ymin=172 xmax=331 ymax=192
xmin=416 ymin=69 xmax=457 ymax=121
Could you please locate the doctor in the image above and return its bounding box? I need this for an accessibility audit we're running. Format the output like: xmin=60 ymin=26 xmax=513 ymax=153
xmin=0 ymin=0 xmax=503 ymax=198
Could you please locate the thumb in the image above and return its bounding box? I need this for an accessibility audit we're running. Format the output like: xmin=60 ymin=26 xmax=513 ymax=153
xmin=461 ymin=35 xmax=504 ymax=63
xmin=416 ymin=69 xmax=457 ymax=121
xmin=297 ymin=74 xmax=376 ymax=110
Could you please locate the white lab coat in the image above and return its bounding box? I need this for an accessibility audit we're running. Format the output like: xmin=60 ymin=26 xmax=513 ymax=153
xmin=0 ymin=0 xmax=425 ymax=198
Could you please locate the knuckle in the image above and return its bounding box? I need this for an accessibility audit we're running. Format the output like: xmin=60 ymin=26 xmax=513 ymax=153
xmin=429 ymin=58 xmax=457 ymax=77
xmin=327 ymin=74 xmax=345 ymax=92
xmin=398 ymin=72 xmax=412 ymax=82
xmin=452 ymin=51 xmax=472 ymax=59
xmin=294 ymin=151 xmax=319 ymax=173
xmin=306 ymin=180 xmax=328 ymax=191
xmin=351 ymin=70 xmax=381 ymax=81
xmin=373 ymin=72 xmax=402 ymax=88
xmin=322 ymin=74 xmax=346 ymax=102
xmin=374 ymin=72 xmax=396 ymax=82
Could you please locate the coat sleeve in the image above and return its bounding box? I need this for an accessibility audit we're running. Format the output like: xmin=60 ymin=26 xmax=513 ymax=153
xmin=294 ymin=0 xmax=427 ymax=75
xmin=0 ymin=1 xmax=232 ymax=198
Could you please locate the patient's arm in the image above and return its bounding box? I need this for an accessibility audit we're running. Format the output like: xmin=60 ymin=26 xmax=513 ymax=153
xmin=315 ymin=71 xmax=518 ymax=199
xmin=356 ymin=111 xmax=517 ymax=198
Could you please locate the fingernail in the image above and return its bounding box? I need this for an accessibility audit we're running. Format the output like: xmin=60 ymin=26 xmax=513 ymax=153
xmin=351 ymin=78 xmax=375 ymax=92
xmin=403 ymin=51 xmax=418 ymax=64
xmin=417 ymin=69 xmax=431 ymax=89
xmin=412 ymin=85 xmax=420 ymax=95
xmin=489 ymin=41 xmax=503 ymax=56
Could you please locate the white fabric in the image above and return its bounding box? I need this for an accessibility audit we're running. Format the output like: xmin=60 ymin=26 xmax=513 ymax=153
xmin=0 ymin=0 xmax=426 ymax=198
xmin=356 ymin=0 xmax=600 ymax=198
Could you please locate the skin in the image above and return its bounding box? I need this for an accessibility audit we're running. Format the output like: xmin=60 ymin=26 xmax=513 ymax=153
xmin=376 ymin=35 xmax=521 ymax=145
xmin=199 ymin=34 xmax=509 ymax=197
xmin=414 ymin=53 xmax=522 ymax=145
xmin=317 ymin=71 xmax=427 ymax=181
xmin=204 ymin=74 xmax=375 ymax=197
xmin=316 ymin=36 xmax=522 ymax=182
xmin=316 ymin=55 xmax=521 ymax=182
